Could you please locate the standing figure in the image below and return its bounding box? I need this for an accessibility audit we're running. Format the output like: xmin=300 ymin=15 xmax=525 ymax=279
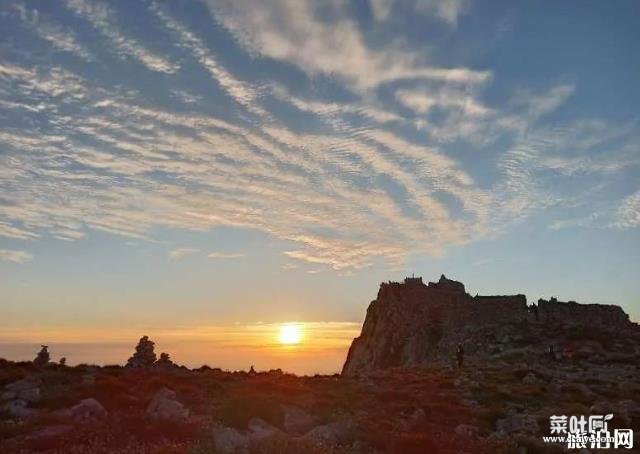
xmin=456 ymin=343 xmax=464 ymax=368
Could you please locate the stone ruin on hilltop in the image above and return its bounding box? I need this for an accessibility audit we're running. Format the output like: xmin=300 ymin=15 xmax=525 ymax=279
xmin=342 ymin=274 xmax=637 ymax=376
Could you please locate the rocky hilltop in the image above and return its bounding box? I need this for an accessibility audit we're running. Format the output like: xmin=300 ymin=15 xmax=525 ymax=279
xmin=1 ymin=279 xmax=639 ymax=453
xmin=343 ymin=275 xmax=638 ymax=376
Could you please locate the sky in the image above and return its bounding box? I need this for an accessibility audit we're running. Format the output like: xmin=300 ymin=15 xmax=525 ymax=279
xmin=0 ymin=0 xmax=639 ymax=373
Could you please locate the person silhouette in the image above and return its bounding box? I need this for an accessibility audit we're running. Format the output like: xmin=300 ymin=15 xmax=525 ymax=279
xmin=456 ymin=344 xmax=464 ymax=368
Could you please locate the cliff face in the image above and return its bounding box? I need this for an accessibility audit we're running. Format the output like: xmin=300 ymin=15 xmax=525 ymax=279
xmin=342 ymin=275 xmax=636 ymax=376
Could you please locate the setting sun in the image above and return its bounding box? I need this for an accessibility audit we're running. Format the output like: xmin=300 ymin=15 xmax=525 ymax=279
xmin=278 ymin=323 xmax=303 ymax=345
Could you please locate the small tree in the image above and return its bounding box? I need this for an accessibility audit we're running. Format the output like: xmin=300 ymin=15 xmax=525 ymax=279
xmin=59 ymin=357 xmax=67 ymax=366
xmin=33 ymin=345 xmax=50 ymax=367
xmin=126 ymin=335 xmax=157 ymax=368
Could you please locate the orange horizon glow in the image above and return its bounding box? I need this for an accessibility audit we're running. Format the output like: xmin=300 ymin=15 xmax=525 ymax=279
xmin=0 ymin=321 xmax=361 ymax=375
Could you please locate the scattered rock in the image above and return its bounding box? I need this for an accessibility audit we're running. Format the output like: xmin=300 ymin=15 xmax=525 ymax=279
xmin=2 ymin=377 xmax=40 ymax=403
xmin=68 ymin=398 xmax=108 ymax=422
xmin=281 ymin=404 xmax=315 ymax=434
xmin=301 ymin=420 xmax=354 ymax=447
xmin=145 ymin=388 xmax=189 ymax=422
xmin=2 ymin=399 xmax=36 ymax=419
xmin=213 ymin=427 xmax=250 ymax=454
xmin=247 ymin=417 xmax=282 ymax=440
xmin=455 ymin=424 xmax=480 ymax=438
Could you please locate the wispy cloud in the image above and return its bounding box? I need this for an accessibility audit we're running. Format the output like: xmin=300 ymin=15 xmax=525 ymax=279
xmin=611 ymin=190 xmax=640 ymax=229
xmin=207 ymin=252 xmax=245 ymax=259
xmin=64 ymin=0 xmax=178 ymax=73
xmin=206 ymin=0 xmax=489 ymax=91
xmin=0 ymin=249 xmax=33 ymax=264
xmin=0 ymin=1 xmax=637 ymax=274
xmin=168 ymin=247 xmax=200 ymax=260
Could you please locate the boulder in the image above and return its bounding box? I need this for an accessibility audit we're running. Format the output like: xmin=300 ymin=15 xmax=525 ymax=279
xmin=213 ymin=427 xmax=250 ymax=454
xmin=2 ymin=399 xmax=36 ymax=419
xmin=2 ymin=377 xmax=40 ymax=403
xmin=281 ymin=404 xmax=315 ymax=434
xmin=455 ymin=424 xmax=480 ymax=438
xmin=301 ymin=419 xmax=355 ymax=447
xmin=247 ymin=417 xmax=282 ymax=440
xmin=145 ymin=388 xmax=189 ymax=422
xmin=68 ymin=398 xmax=108 ymax=422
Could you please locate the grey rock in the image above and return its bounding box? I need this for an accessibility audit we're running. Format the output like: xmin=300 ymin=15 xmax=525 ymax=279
xmin=3 ymin=377 xmax=40 ymax=403
xmin=247 ymin=417 xmax=282 ymax=440
xmin=213 ymin=427 xmax=250 ymax=454
xmin=145 ymin=388 xmax=189 ymax=422
xmin=69 ymin=398 xmax=108 ymax=422
xmin=2 ymin=399 xmax=36 ymax=419
xmin=281 ymin=404 xmax=315 ymax=434
xmin=302 ymin=419 xmax=355 ymax=447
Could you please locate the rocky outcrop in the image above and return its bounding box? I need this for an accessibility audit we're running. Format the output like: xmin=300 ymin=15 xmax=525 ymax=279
xmin=342 ymin=274 xmax=637 ymax=376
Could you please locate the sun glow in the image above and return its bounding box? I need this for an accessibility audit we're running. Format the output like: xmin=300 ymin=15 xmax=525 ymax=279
xmin=278 ymin=323 xmax=303 ymax=345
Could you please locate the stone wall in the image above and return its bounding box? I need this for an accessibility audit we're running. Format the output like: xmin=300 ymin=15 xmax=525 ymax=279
xmin=537 ymin=298 xmax=631 ymax=328
xmin=471 ymin=295 xmax=528 ymax=324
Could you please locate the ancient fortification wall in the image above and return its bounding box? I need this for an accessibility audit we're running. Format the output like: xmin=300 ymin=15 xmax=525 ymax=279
xmin=342 ymin=274 xmax=636 ymax=376
xmin=538 ymin=298 xmax=631 ymax=327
